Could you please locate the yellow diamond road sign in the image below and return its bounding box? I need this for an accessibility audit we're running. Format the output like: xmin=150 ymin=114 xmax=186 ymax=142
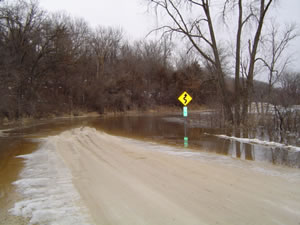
xmin=178 ymin=91 xmax=192 ymax=106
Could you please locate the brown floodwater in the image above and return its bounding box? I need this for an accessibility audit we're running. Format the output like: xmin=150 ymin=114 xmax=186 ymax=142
xmin=0 ymin=113 xmax=299 ymax=223
xmin=0 ymin=138 xmax=37 ymax=224
xmin=89 ymin=113 xmax=300 ymax=168
xmin=0 ymin=118 xmax=95 ymax=224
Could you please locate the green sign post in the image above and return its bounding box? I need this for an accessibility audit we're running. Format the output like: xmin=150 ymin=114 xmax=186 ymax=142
xmin=183 ymin=106 xmax=188 ymax=117
xmin=184 ymin=136 xmax=188 ymax=148
xmin=178 ymin=91 xmax=192 ymax=147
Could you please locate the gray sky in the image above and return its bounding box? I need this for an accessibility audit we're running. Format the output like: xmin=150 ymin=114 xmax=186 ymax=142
xmin=38 ymin=0 xmax=300 ymax=71
xmin=38 ymin=0 xmax=154 ymax=40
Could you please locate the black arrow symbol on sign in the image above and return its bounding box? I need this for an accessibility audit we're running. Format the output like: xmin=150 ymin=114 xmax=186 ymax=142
xmin=183 ymin=94 xmax=187 ymax=104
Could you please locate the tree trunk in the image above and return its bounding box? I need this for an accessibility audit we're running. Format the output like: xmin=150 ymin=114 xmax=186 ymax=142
xmin=234 ymin=0 xmax=243 ymax=126
xmin=242 ymin=0 xmax=273 ymax=125
xmin=204 ymin=3 xmax=233 ymax=122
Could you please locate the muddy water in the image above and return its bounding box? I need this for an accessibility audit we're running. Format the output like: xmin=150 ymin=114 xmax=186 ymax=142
xmin=0 ymin=138 xmax=37 ymax=224
xmin=0 ymin=118 xmax=96 ymax=224
xmin=89 ymin=113 xmax=300 ymax=168
xmin=0 ymin=113 xmax=300 ymax=223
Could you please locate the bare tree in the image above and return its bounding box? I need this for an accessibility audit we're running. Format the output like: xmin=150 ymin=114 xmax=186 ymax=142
xmin=220 ymin=0 xmax=275 ymax=124
xmin=3 ymin=0 xmax=283 ymax=120
xmin=0 ymin=0 xmax=50 ymax=117
xmin=148 ymin=0 xmax=275 ymax=124
xmin=223 ymin=0 xmax=255 ymax=125
xmin=272 ymin=72 xmax=300 ymax=133
xmin=240 ymin=0 xmax=274 ymax=123
xmin=148 ymin=0 xmax=234 ymax=122
xmin=90 ymin=26 xmax=123 ymax=79
xmin=0 ymin=2 xmax=93 ymax=118
xmin=256 ymin=22 xmax=298 ymax=113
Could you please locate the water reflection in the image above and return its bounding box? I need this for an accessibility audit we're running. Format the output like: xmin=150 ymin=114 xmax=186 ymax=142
xmin=1 ymin=114 xmax=300 ymax=168
xmin=90 ymin=114 xmax=300 ymax=168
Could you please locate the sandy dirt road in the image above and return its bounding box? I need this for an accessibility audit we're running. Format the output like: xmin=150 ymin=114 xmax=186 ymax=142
xmin=55 ymin=127 xmax=300 ymax=225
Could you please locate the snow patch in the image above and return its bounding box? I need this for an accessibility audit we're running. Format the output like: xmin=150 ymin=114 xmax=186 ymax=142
xmin=120 ymin=133 xmax=300 ymax=180
xmin=215 ymin=134 xmax=300 ymax=152
xmin=9 ymin=136 xmax=92 ymax=225
xmin=0 ymin=128 xmax=10 ymax=137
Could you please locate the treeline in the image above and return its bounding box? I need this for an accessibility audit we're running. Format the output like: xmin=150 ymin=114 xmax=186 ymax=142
xmin=1 ymin=0 xmax=299 ymax=129
xmin=147 ymin=0 xmax=300 ymax=127
xmin=0 ymin=0 xmax=217 ymax=120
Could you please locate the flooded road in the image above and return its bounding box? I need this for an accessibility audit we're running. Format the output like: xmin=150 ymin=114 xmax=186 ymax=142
xmin=0 ymin=112 xmax=300 ymax=224
xmin=89 ymin=113 xmax=300 ymax=168
xmin=0 ymin=118 xmax=94 ymax=224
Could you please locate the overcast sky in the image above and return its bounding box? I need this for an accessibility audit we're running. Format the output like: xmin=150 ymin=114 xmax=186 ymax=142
xmin=38 ymin=0 xmax=300 ymax=71
xmin=38 ymin=0 xmax=154 ymax=40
